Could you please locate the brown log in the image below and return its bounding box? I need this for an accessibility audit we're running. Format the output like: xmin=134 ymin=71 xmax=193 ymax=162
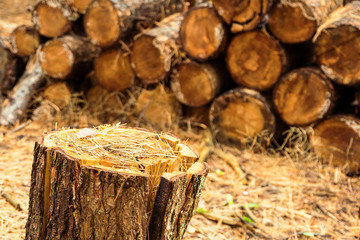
xmin=136 ymin=84 xmax=182 ymax=130
xmin=0 ymin=47 xmax=21 ymax=97
xmin=273 ymin=67 xmax=334 ymax=126
xmin=210 ymin=88 xmax=275 ymax=146
xmin=131 ymin=14 xmax=183 ymax=84
xmin=179 ymin=6 xmax=227 ymax=61
xmin=40 ymin=35 xmax=100 ymax=79
xmin=212 ymin=0 xmax=272 ymax=33
xmin=267 ymin=0 xmax=341 ymax=44
xmin=226 ymin=30 xmax=287 ymax=91
xmin=314 ymin=2 xmax=360 ymax=85
xmin=32 ymin=1 xmax=78 ymax=38
xmin=310 ymin=115 xmax=360 ymax=174
xmin=0 ymin=0 xmax=36 ymax=53
xmin=170 ymin=61 xmax=223 ymax=107
xmin=83 ymin=0 xmax=184 ymax=48
xmin=26 ymin=125 xmax=207 ymax=239
xmin=0 ymin=49 xmax=45 ymax=126
xmin=94 ymin=48 xmax=135 ymax=91
xmin=67 ymin=0 xmax=92 ymax=14
xmin=10 ymin=26 xmax=40 ymax=57
xmin=43 ymin=82 xmax=71 ymax=109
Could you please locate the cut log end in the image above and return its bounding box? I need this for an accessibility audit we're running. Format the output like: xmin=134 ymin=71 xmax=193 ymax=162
xmin=315 ymin=25 xmax=360 ymax=85
xmin=273 ymin=68 xmax=334 ymax=126
xmin=11 ymin=26 xmax=40 ymax=57
xmin=210 ymin=88 xmax=275 ymax=146
xmin=226 ymin=31 xmax=286 ymax=90
xmin=33 ymin=3 xmax=72 ymax=38
xmin=170 ymin=62 xmax=220 ymax=107
xmin=43 ymin=82 xmax=71 ymax=109
xmin=180 ymin=7 xmax=226 ymax=61
xmin=26 ymin=125 xmax=207 ymax=239
xmin=70 ymin=0 xmax=93 ymax=14
xmin=310 ymin=116 xmax=360 ymax=174
xmin=40 ymin=40 xmax=73 ymax=79
xmin=95 ymin=49 xmax=135 ymax=91
xmin=212 ymin=0 xmax=271 ymax=33
xmin=131 ymin=35 xmax=167 ymax=84
xmin=268 ymin=3 xmax=316 ymax=44
xmin=84 ymin=0 xmax=120 ymax=47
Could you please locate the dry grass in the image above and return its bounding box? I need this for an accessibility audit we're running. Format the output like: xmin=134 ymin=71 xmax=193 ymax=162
xmin=0 ymin=91 xmax=359 ymax=240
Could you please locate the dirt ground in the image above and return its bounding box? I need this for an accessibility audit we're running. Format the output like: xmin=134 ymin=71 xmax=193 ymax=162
xmin=0 ymin=110 xmax=359 ymax=239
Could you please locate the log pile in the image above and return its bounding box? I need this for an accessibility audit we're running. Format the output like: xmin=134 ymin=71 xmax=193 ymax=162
xmin=1 ymin=0 xmax=360 ymax=180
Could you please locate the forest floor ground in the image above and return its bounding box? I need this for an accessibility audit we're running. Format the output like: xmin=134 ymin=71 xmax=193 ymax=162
xmin=0 ymin=97 xmax=359 ymax=240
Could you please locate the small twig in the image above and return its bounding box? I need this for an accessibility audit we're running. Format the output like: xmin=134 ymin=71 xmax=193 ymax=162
xmin=9 ymin=119 xmax=32 ymax=133
xmin=1 ymin=191 xmax=26 ymax=211
xmin=215 ymin=149 xmax=247 ymax=184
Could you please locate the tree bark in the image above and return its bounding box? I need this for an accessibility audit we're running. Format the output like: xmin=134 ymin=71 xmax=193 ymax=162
xmin=94 ymin=48 xmax=135 ymax=91
xmin=273 ymin=67 xmax=334 ymax=126
xmin=26 ymin=125 xmax=208 ymax=239
xmin=212 ymin=0 xmax=272 ymax=33
xmin=314 ymin=2 xmax=360 ymax=85
xmin=0 ymin=49 xmax=45 ymax=126
xmin=170 ymin=61 xmax=223 ymax=107
xmin=40 ymin=35 xmax=100 ymax=80
xmin=267 ymin=0 xmax=341 ymax=44
xmin=0 ymin=47 xmax=22 ymax=97
xmin=180 ymin=6 xmax=227 ymax=61
xmin=226 ymin=30 xmax=287 ymax=91
xmin=131 ymin=14 xmax=183 ymax=84
xmin=210 ymin=88 xmax=275 ymax=147
xmin=310 ymin=115 xmax=360 ymax=174
xmin=83 ymin=0 xmax=185 ymax=48
xmin=32 ymin=0 xmax=78 ymax=38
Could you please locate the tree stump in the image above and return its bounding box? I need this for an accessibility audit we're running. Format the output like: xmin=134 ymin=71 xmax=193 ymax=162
xmin=310 ymin=115 xmax=360 ymax=174
xmin=26 ymin=124 xmax=208 ymax=239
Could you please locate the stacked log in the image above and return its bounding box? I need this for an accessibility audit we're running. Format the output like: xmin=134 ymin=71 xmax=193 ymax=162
xmin=1 ymin=0 xmax=360 ymax=179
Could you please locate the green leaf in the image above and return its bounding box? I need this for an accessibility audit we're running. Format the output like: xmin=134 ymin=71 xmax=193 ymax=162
xmin=196 ymin=208 xmax=209 ymax=214
xmin=226 ymin=194 xmax=234 ymax=206
xmin=242 ymin=216 xmax=254 ymax=223
xmin=302 ymin=232 xmax=315 ymax=237
xmin=243 ymin=203 xmax=259 ymax=209
xmin=216 ymin=169 xmax=225 ymax=175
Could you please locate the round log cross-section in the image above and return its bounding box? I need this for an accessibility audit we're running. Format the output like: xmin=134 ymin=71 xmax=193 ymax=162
xmin=40 ymin=35 xmax=100 ymax=79
xmin=310 ymin=115 xmax=360 ymax=174
xmin=226 ymin=30 xmax=287 ymax=91
xmin=273 ymin=67 xmax=334 ymax=126
xmin=94 ymin=48 xmax=135 ymax=91
xmin=26 ymin=125 xmax=208 ymax=240
xmin=314 ymin=2 xmax=360 ymax=85
xmin=210 ymin=88 xmax=276 ymax=146
xmin=180 ymin=6 xmax=227 ymax=62
xmin=170 ymin=61 xmax=222 ymax=107
xmin=212 ymin=0 xmax=272 ymax=33
xmin=10 ymin=26 xmax=40 ymax=57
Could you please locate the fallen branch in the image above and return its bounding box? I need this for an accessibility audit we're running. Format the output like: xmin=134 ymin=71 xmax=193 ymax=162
xmin=1 ymin=191 xmax=26 ymax=211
